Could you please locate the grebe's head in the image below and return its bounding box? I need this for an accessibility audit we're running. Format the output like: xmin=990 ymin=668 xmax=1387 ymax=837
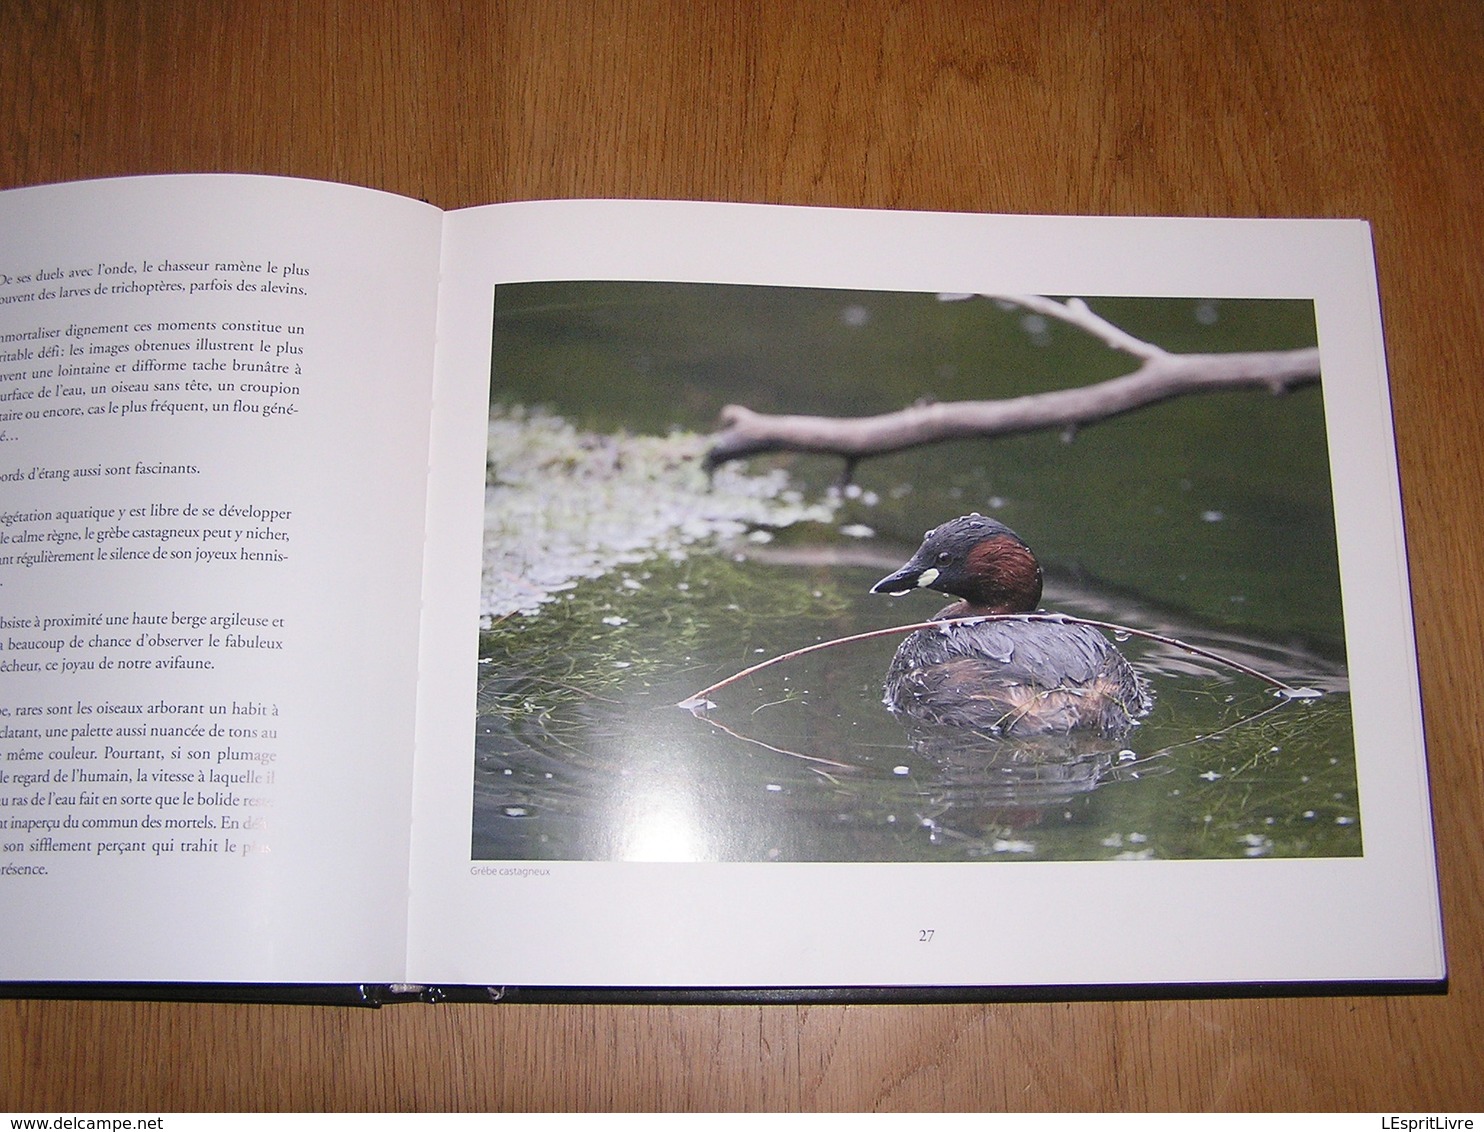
xmin=871 ymin=513 xmax=1044 ymax=614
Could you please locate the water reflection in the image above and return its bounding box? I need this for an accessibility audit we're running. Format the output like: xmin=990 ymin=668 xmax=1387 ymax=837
xmin=889 ymin=723 xmax=1146 ymax=856
xmin=900 ymin=721 xmax=1138 ymax=807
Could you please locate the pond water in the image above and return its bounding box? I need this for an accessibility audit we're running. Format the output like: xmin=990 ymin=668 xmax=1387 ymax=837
xmin=474 ymin=282 xmax=1358 ymax=863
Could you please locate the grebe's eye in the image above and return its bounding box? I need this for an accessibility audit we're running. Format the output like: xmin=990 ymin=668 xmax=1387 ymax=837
xmin=935 ymin=550 xmax=952 ymax=564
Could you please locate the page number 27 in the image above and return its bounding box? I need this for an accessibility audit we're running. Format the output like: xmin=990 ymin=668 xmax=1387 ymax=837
xmin=918 ymin=929 xmax=935 ymax=942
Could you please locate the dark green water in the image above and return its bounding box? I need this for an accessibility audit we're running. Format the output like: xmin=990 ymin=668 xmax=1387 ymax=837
xmin=475 ymin=282 xmax=1357 ymax=863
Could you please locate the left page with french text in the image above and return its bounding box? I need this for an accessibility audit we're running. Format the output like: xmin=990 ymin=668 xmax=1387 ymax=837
xmin=0 ymin=175 xmax=442 ymax=984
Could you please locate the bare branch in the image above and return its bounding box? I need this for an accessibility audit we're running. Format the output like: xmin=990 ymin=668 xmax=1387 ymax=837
xmin=704 ymin=296 xmax=1320 ymax=472
xmin=995 ymin=295 xmax=1168 ymax=359
xmin=705 ymin=345 xmax=1320 ymax=470
xmin=676 ymin=611 xmax=1309 ymax=711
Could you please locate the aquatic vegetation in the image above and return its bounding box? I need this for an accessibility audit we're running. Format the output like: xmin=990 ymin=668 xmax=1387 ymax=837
xmin=482 ymin=405 xmax=838 ymax=621
xmin=478 ymin=407 xmax=853 ymax=733
xmin=477 ymin=546 xmax=855 ymax=716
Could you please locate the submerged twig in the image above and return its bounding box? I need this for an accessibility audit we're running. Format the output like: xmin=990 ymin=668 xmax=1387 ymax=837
xmin=687 ymin=711 xmax=859 ymax=771
xmin=676 ymin=612 xmax=1315 ymax=712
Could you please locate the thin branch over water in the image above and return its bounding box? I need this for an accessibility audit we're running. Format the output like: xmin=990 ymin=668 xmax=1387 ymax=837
xmin=677 ymin=612 xmax=1317 ymax=712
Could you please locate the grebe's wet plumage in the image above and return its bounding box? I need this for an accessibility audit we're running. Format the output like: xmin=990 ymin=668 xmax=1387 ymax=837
xmin=872 ymin=515 xmax=1150 ymax=736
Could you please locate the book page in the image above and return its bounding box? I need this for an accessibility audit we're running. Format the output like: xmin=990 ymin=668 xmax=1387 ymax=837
xmin=408 ymin=200 xmax=1441 ymax=991
xmin=0 ymin=175 xmax=441 ymax=983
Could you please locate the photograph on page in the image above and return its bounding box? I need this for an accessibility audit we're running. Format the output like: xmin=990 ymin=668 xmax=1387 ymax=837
xmin=471 ymin=282 xmax=1352 ymax=866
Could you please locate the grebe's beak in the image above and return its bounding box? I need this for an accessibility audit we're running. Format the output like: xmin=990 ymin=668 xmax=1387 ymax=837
xmin=871 ymin=556 xmax=941 ymax=597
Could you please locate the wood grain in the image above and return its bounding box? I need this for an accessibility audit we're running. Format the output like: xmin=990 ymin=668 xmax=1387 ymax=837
xmin=3 ymin=0 xmax=1482 ymax=1112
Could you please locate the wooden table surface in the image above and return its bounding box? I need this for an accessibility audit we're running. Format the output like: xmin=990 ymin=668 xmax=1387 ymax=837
xmin=3 ymin=0 xmax=1481 ymax=1113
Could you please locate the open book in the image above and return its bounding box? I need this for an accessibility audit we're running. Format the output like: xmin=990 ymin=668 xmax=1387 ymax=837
xmin=0 ymin=176 xmax=1443 ymax=1001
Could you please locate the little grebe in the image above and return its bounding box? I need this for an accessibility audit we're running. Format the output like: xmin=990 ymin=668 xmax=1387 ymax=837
xmin=872 ymin=514 xmax=1149 ymax=736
